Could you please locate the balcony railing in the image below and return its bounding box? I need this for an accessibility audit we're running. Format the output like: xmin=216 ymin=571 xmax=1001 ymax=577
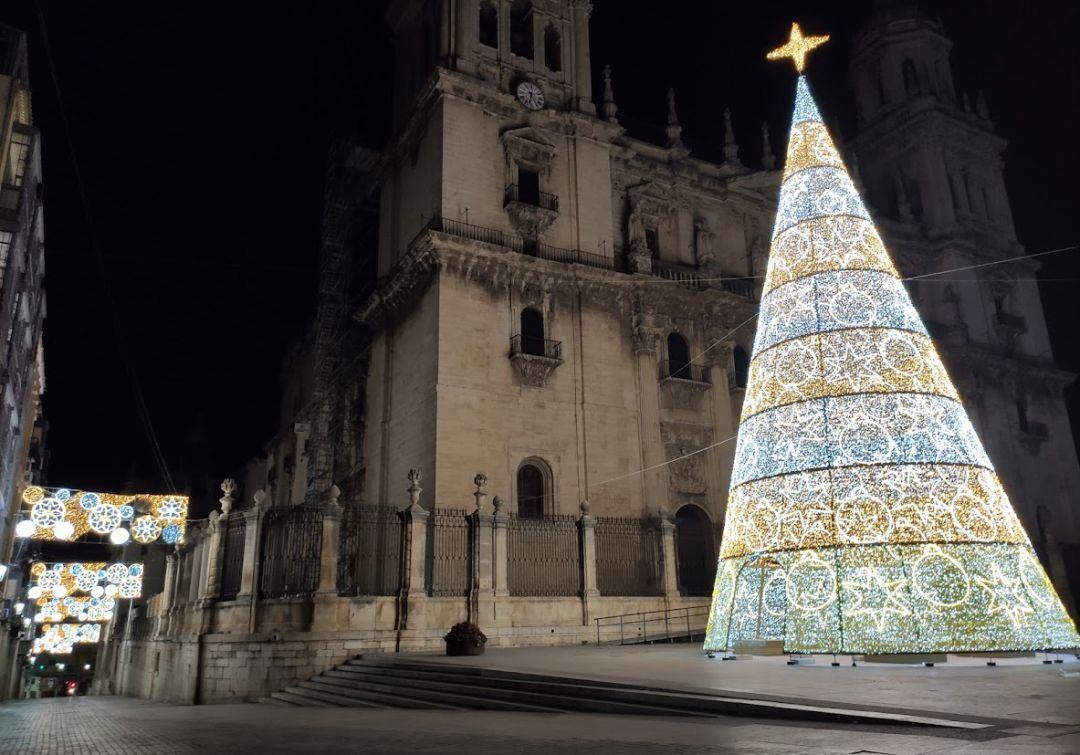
xmin=651 ymin=259 xmax=706 ymax=291
xmin=511 ymin=333 xmax=563 ymax=360
xmin=659 ymin=359 xmax=710 ymax=384
xmin=504 ymin=184 xmax=559 ymax=212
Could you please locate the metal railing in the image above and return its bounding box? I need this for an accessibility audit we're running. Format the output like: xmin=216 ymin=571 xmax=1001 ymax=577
xmin=338 ymin=505 xmax=403 ymax=597
xmin=428 ymin=508 xmax=471 ymax=597
xmin=651 ymin=259 xmax=706 ymax=290
xmin=510 ymin=333 xmax=563 ymax=360
xmin=505 ymin=184 xmax=559 ymax=212
xmin=593 ymin=604 xmax=711 ymax=646
xmin=218 ymin=515 xmax=246 ymax=601
xmin=719 ymin=277 xmax=755 ymax=299
xmin=659 ymin=359 xmax=710 ymax=383
xmin=259 ymin=504 xmax=323 ymax=599
xmin=507 ymin=513 xmax=582 ymax=597
xmin=594 ymin=517 xmax=663 ymax=596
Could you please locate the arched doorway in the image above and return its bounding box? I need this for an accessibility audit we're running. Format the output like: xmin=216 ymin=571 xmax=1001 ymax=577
xmin=516 ymin=460 xmax=548 ymax=518
xmin=674 ymin=505 xmax=716 ymax=596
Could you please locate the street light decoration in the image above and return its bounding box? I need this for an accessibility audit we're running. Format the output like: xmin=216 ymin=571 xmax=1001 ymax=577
xmin=28 ymin=563 xmax=142 ymax=623
xmin=31 ymin=623 xmax=101 ymax=656
xmin=704 ymin=26 xmax=1080 ymax=654
xmin=15 ymin=486 xmax=187 ymax=544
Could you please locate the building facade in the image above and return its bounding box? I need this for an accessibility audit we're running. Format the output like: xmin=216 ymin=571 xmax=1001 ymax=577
xmin=0 ymin=23 xmax=47 ymax=701
xmin=103 ymin=1 xmax=1079 ymax=703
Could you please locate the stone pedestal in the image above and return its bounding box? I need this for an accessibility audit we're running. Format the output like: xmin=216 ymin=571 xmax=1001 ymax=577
xmin=311 ymin=488 xmax=344 ymax=632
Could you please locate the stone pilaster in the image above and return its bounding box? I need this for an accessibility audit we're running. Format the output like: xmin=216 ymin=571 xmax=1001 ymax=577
xmin=200 ymin=511 xmax=224 ymax=603
xmin=659 ymin=513 xmax=680 ymax=599
xmin=633 ymin=325 xmax=667 ymax=513
xmin=492 ymin=496 xmax=509 ymax=599
xmin=707 ymin=346 xmax=737 ymax=505
xmin=470 ymin=474 xmax=494 ymax=625
xmin=570 ymin=0 xmax=595 ymax=115
xmin=311 ymin=486 xmax=344 ymax=631
xmin=579 ymin=500 xmax=599 ymax=622
xmin=158 ymin=552 xmax=177 ymax=638
xmin=399 ymin=469 xmax=429 ymax=631
xmin=238 ymin=490 xmax=269 ymax=633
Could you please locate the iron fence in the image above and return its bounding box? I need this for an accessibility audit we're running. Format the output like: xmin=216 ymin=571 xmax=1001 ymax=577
xmin=338 ymin=505 xmax=403 ymax=597
xmin=218 ymin=514 xmax=246 ymax=601
xmin=510 ymin=333 xmax=563 ymax=360
xmin=594 ymin=517 xmax=663 ymax=596
xmin=259 ymin=504 xmax=323 ymax=598
xmin=507 ymin=513 xmax=581 ymax=596
xmin=428 ymin=507 xmax=471 ymax=597
xmin=504 ymin=183 xmax=560 ymax=212
xmin=129 ymin=615 xmax=156 ymax=641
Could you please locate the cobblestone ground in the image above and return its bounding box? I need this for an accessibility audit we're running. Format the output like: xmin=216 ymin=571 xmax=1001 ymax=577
xmin=4 ymin=696 xmax=1080 ymax=755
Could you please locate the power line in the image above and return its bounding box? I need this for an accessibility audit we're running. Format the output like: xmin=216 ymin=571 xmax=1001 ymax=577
xmin=33 ymin=1 xmax=177 ymax=493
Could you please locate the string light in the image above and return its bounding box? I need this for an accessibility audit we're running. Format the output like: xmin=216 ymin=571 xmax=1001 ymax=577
xmin=705 ymin=73 xmax=1080 ymax=655
xmin=31 ymin=623 xmax=101 ymax=656
xmin=28 ymin=562 xmax=142 ymax=623
xmin=16 ymin=486 xmax=187 ymax=544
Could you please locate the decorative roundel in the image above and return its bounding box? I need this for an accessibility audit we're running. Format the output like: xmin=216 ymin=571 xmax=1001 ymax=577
xmin=30 ymin=563 xmax=46 ymax=577
xmin=75 ymin=570 xmax=99 ymax=592
xmin=162 ymin=524 xmax=182 ymax=544
xmin=119 ymin=505 xmax=135 ymax=520
xmin=80 ymin=492 xmax=101 ymax=509
xmin=158 ymin=497 xmax=186 ymax=520
xmin=128 ymin=564 xmax=143 ymax=577
xmin=38 ymin=571 xmax=60 ymax=590
xmin=89 ymin=504 xmax=123 ymax=534
xmin=119 ymin=577 xmax=141 ymax=599
xmin=132 ymin=516 xmax=162 ymax=544
xmin=22 ymin=486 xmax=45 ymax=504
xmin=106 ymin=564 xmax=128 ymax=584
xmin=102 ymin=597 xmax=116 ymax=611
xmin=54 ymin=489 xmax=72 ymax=502
xmin=52 ymin=563 xmax=64 ymax=571
xmin=70 ymin=563 xmax=83 ymax=574
xmin=31 ymin=498 xmax=66 ymax=527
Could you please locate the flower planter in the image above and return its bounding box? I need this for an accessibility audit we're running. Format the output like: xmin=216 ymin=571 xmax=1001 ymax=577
xmin=445 ymin=638 xmax=485 ymax=657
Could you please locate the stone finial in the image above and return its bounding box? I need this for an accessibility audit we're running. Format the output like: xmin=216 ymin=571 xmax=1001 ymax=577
xmin=975 ymin=90 xmax=991 ymax=121
xmin=407 ymin=469 xmax=422 ymax=508
xmin=760 ymin=122 xmax=775 ymax=170
xmin=665 ymin=88 xmax=684 ymax=149
xmin=492 ymin=495 xmax=503 ymax=512
xmin=328 ymin=484 xmax=341 ymax=506
xmin=723 ymin=107 xmax=741 ymax=165
xmin=219 ymin=478 xmax=236 ymax=515
xmin=253 ymin=489 xmax=268 ymax=509
xmin=893 ymin=172 xmax=913 ymax=222
xmin=579 ymin=499 xmax=590 ymax=515
xmin=601 ymin=64 xmax=618 ymax=122
xmin=473 ymin=473 xmax=488 ymax=513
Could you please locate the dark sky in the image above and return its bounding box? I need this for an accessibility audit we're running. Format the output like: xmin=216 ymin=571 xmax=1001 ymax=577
xmin=1 ymin=1 xmax=1077 ymax=516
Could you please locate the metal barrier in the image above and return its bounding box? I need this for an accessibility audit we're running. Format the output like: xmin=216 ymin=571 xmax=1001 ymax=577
xmin=593 ymin=604 xmax=711 ymax=645
xmin=428 ymin=508 xmax=471 ymax=597
xmin=507 ymin=513 xmax=581 ymax=596
xmin=337 ymin=505 xmax=403 ymax=597
xmin=259 ymin=504 xmax=323 ymax=598
xmin=594 ymin=517 xmax=663 ymax=596
xmin=218 ymin=514 xmax=246 ymax=601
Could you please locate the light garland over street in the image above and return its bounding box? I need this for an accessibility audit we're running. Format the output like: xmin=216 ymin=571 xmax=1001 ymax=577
xmin=14 ymin=486 xmax=187 ymax=545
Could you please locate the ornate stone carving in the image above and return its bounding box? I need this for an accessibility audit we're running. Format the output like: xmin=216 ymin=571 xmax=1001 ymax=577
xmin=510 ymin=352 xmax=563 ymax=388
xmin=660 ymin=375 xmax=710 ymax=408
xmin=694 ymin=216 xmax=716 ymax=269
xmin=660 ymin=423 xmax=714 ymax=495
xmin=501 ymin=127 xmax=558 ymax=178
xmin=219 ymin=479 xmax=237 ymax=515
xmin=505 ymin=200 xmax=558 ymax=239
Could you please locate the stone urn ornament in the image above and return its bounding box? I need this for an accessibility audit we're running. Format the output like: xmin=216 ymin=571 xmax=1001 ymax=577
xmin=444 ymin=622 xmax=487 ymax=656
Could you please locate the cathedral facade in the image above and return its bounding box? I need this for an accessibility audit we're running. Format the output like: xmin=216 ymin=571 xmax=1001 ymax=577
xmin=103 ymin=1 xmax=1079 ymax=703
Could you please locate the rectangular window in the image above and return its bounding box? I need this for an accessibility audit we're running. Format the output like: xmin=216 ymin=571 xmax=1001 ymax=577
xmin=645 ymin=228 xmax=660 ymax=258
xmin=3 ymin=130 xmax=32 ymax=188
xmin=518 ymin=167 xmax=540 ymax=205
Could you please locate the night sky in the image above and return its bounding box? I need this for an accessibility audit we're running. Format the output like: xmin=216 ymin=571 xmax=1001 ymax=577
xmin=1 ymin=1 xmax=1077 ymax=516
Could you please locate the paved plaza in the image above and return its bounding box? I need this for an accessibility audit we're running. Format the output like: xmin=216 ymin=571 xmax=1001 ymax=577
xmin=1 ymin=646 xmax=1079 ymax=754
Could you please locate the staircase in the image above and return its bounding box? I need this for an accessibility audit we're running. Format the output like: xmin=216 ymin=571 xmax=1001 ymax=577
xmin=266 ymin=655 xmax=977 ymax=727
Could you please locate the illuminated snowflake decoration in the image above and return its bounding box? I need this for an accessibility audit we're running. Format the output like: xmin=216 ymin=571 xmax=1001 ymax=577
xmin=157 ymin=497 xmax=186 ymax=521
xmin=132 ymin=516 xmax=163 ymax=544
xmin=88 ymin=504 xmax=123 ymax=534
xmin=28 ymin=562 xmax=143 ymax=621
xmin=31 ymin=498 xmax=65 ymax=527
xmin=704 ymin=75 xmax=1080 ymax=655
xmin=15 ymin=488 xmax=187 ymax=543
xmin=32 ymin=623 xmax=101 ymax=656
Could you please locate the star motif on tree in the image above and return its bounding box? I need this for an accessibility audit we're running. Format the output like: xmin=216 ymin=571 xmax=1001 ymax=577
xmin=767 ymin=22 xmax=830 ymax=73
xmin=842 ymin=567 xmax=912 ymax=632
xmin=975 ymin=564 xmax=1034 ymax=628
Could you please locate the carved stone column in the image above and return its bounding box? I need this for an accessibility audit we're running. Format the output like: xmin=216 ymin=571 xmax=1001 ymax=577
xmin=399 ymin=470 xmax=429 ymax=632
xmin=633 ymin=323 xmax=667 ymax=513
xmin=200 ymin=511 xmax=223 ymax=603
xmin=469 ymin=474 xmax=494 ymax=625
xmin=579 ymin=501 xmax=600 ymax=621
xmin=658 ymin=511 xmax=680 ymax=599
xmin=492 ymin=496 xmax=509 ymax=598
xmin=707 ymin=344 xmax=737 ymax=501
xmin=569 ymin=1 xmax=595 ymax=115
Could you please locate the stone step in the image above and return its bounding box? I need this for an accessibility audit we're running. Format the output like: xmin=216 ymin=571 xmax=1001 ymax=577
xmin=271 ymin=690 xmax=338 ymax=707
xmin=347 ymin=657 xmax=632 ymax=689
xmin=295 ymin=680 xmax=423 ymax=709
xmin=315 ymin=671 xmax=562 ymax=713
xmin=323 ymin=666 xmax=709 ymax=717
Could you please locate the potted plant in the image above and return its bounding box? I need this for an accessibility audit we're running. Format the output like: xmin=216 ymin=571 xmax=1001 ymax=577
xmin=444 ymin=622 xmax=487 ymax=656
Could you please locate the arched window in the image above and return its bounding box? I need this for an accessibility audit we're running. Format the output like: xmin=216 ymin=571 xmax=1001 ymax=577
xmin=733 ymin=345 xmax=750 ymax=389
xmin=667 ymin=332 xmax=690 ymax=379
xmin=674 ymin=505 xmax=715 ymax=596
xmin=544 ymin=25 xmax=561 ymax=72
xmin=510 ymin=0 xmax=534 ymax=59
xmin=520 ymin=307 xmax=545 ymax=356
xmin=517 ymin=461 xmax=547 ymax=518
xmin=478 ymin=1 xmax=498 ymax=49
xmin=902 ymin=59 xmax=918 ymax=95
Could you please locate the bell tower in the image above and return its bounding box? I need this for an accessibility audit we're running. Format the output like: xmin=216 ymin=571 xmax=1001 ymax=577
xmin=387 ymin=0 xmax=595 ymax=127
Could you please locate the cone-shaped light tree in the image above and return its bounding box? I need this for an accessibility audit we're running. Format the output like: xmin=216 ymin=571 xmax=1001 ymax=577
xmin=705 ymin=24 xmax=1080 ymax=655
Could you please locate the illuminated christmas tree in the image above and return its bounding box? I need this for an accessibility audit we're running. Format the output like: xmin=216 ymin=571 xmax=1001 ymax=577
xmin=705 ymin=24 xmax=1080 ymax=655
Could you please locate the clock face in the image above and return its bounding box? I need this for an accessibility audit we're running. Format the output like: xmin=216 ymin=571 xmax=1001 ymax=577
xmin=516 ymin=81 xmax=545 ymax=111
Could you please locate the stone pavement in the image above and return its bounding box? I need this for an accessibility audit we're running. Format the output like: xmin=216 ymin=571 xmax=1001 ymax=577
xmin=423 ymin=644 xmax=1080 ymax=726
xmin=3 ymin=694 xmax=1080 ymax=754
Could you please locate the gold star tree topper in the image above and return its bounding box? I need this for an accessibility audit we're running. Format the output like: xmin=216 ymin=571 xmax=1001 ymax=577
xmin=767 ymin=22 xmax=830 ymax=73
